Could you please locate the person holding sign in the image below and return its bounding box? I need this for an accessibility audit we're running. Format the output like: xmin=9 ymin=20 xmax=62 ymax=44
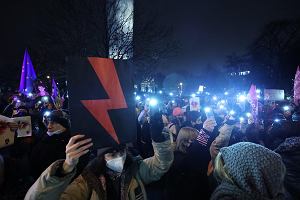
xmin=25 ymin=112 xmax=173 ymax=200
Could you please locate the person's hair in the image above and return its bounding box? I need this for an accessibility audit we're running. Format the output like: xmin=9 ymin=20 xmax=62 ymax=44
xmin=175 ymin=127 xmax=198 ymax=153
xmin=213 ymin=152 xmax=233 ymax=183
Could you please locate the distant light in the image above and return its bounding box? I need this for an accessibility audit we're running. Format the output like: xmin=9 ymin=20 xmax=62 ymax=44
xmin=204 ymin=107 xmax=211 ymax=113
xmin=198 ymin=85 xmax=204 ymax=92
xmin=213 ymin=96 xmax=218 ymax=101
xmin=221 ymin=100 xmax=226 ymax=104
xmin=149 ymin=98 xmax=158 ymax=107
xmin=171 ymin=100 xmax=175 ymax=103
xmin=229 ymin=110 xmax=235 ymax=115
xmin=44 ymin=111 xmax=51 ymax=117
xmin=135 ymin=95 xmax=141 ymax=101
xmin=191 ymin=93 xmax=196 ymax=98
xmin=224 ymin=92 xmax=229 ymax=96
xmin=46 ymin=76 xmax=50 ymax=79
xmin=256 ymin=89 xmax=261 ymax=94
xmin=134 ymin=92 xmax=137 ymax=95
xmin=16 ymin=100 xmax=21 ymax=103
xmin=66 ymin=94 xmax=69 ymax=98
xmin=146 ymin=97 xmax=150 ymax=101
xmin=57 ymin=82 xmax=59 ymax=85
xmin=246 ymin=113 xmax=251 ymax=118
xmin=219 ymin=105 xmax=225 ymax=109
xmin=196 ymin=91 xmax=200 ymax=94
xmin=274 ymin=119 xmax=280 ymax=123
xmin=239 ymin=117 xmax=245 ymax=122
xmin=238 ymin=95 xmax=246 ymax=102
xmin=38 ymin=101 xmax=42 ymax=104
xmin=283 ymin=106 xmax=289 ymax=111
xmin=169 ymin=92 xmax=173 ymax=96
xmin=257 ymin=95 xmax=261 ymax=99
xmin=158 ymin=90 xmax=163 ymax=94
xmin=205 ymin=92 xmax=210 ymax=95
xmin=42 ymin=96 xmax=48 ymax=101
xmin=179 ymin=82 xmax=183 ymax=86
xmin=27 ymin=93 xmax=33 ymax=97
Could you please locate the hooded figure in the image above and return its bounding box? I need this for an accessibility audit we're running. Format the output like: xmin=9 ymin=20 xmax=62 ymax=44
xmin=30 ymin=110 xmax=71 ymax=179
xmin=211 ymin=142 xmax=286 ymax=200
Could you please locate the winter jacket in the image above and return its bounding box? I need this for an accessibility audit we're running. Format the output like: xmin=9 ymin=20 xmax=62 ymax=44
xmin=30 ymin=131 xmax=70 ymax=179
xmin=275 ymin=137 xmax=300 ymax=199
xmin=25 ymin=140 xmax=173 ymax=200
xmin=210 ymin=124 xmax=234 ymax=161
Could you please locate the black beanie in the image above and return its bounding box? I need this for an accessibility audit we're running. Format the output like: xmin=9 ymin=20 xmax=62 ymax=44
xmin=47 ymin=110 xmax=70 ymax=129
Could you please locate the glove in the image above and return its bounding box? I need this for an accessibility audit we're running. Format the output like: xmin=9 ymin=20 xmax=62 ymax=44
xmin=150 ymin=112 xmax=166 ymax=143
xmin=203 ymin=118 xmax=217 ymax=132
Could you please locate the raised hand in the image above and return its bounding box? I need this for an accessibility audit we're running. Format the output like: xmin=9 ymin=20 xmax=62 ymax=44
xmin=62 ymin=135 xmax=93 ymax=174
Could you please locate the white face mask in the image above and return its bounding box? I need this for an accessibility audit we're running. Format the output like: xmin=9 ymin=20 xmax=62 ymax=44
xmin=47 ymin=129 xmax=64 ymax=136
xmin=106 ymin=154 xmax=126 ymax=173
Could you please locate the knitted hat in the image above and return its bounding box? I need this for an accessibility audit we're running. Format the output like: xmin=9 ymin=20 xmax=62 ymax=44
xmin=220 ymin=142 xmax=285 ymax=199
xmin=47 ymin=110 xmax=70 ymax=129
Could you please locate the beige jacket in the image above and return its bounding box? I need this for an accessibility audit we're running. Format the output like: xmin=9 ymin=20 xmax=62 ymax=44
xmin=25 ymin=140 xmax=173 ymax=200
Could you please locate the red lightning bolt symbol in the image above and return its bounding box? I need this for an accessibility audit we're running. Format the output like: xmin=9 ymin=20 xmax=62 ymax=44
xmin=81 ymin=57 xmax=127 ymax=144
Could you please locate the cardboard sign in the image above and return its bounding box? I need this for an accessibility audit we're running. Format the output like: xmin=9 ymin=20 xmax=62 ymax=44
xmin=67 ymin=57 xmax=136 ymax=148
xmin=13 ymin=116 xmax=32 ymax=137
xmin=189 ymin=97 xmax=200 ymax=111
xmin=264 ymin=89 xmax=285 ymax=101
xmin=0 ymin=115 xmax=15 ymax=149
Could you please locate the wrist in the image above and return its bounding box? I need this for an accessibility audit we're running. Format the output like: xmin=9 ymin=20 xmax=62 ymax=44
xmin=62 ymin=161 xmax=74 ymax=174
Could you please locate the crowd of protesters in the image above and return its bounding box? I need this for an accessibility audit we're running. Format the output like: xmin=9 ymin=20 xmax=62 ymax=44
xmin=0 ymin=86 xmax=300 ymax=199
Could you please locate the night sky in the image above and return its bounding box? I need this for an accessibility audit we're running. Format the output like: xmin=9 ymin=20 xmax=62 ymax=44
xmin=1 ymin=0 xmax=300 ymax=82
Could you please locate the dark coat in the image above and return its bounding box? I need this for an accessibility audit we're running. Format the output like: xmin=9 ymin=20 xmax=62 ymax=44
xmin=275 ymin=137 xmax=300 ymax=199
xmin=30 ymin=131 xmax=70 ymax=179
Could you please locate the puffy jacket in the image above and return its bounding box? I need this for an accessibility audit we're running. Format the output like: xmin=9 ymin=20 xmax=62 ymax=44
xmin=25 ymin=140 xmax=173 ymax=200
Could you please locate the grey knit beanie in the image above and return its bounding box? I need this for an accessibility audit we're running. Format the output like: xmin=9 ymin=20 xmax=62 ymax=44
xmin=220 ymin=142 xmax=285 ymax=199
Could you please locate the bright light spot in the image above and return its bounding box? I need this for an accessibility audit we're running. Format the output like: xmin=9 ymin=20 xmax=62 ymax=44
xmin=66 ymin=95 xmax=69 ymax=98
xmin=257 ymin=95 xmax=261 ymax=99
xmin=135 ymin=96 xmax=141 ymax=101
xmin=204 ymin=107 xmax=211 ymax=113
xmin=256 ymin=89 xmax=261 ymax=94
xmin=171 ymin=100 xmax=175 ymax=103
xmin=46 ymin=76 xmax=50 ymax=79
xmin=246 ymin=113 xmax=251 ymax=117
xmin=191 ymin=93 xmax=196 ymax=97
xmin=42 ymin=96 xmax=49 ymax=102
xmin=38 ymin=101 xmax=42 ymax=104
xmin=169 ymin=92 xmax=173 ymax=96
xmin=158 ymin=90 xmax=163 ymax=94
xmin=283 ymin=106 xmax=289 ymax=111
xmin=27 ymin=93 xmax=33 ymax=97
xmin=239 ymin=117 xmax=245 ymax=122
xmin=196 ymin=91 xmax=200 ymax=94
xmin=143 ymin=94 xmax=147 ymax=97
xmin=219 ymin=105 xmax=225 ymax=109
xmin=198 ymin=85 xmax=204 ymax=92
xmin=146 ymin=98 xmax=150 ymax=101
xmin=213 ymin=96 xmax=218 ymax=101
xmin=274 ymin=119 xmax=280 ymax=123
xmin=224 ymin=92 xmax=229 ymax=95
xmin=134 ymin=92 xmax=137 ymax=95
xmin=238 ymin=95 xmax=246 ymax=102
xmin=149 ymin=98 xmax=158 ymax=106
xmin=229 ymin=110 xmax=235 ymax=115
xmin=16 ymin=100 xmax=21 ymax=103
xmin=44 ymin=111 xmax=51 ymax=117
xmin=221 ymin=100 xmax=226 ymax=104
xmin=179 ymin=82 xmax=183 ymax=86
